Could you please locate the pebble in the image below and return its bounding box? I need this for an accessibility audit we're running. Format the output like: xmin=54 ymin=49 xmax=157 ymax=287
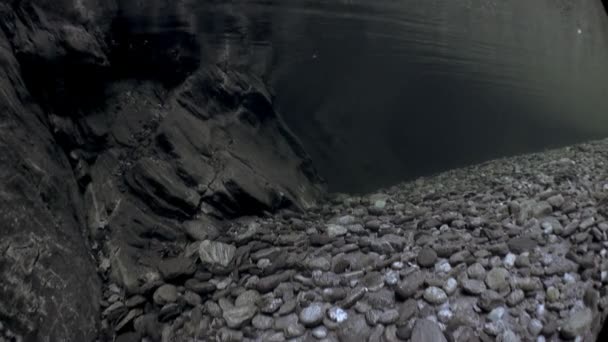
xmin=384 ymin=270 xmax=400 ymax=286
xmin=423 ymin=287 xmax=448 ymax=305
xmin=252 ymin=314 xmax=274 ymax=330
xmin=485 ymin=268 xmax=510 ymax=292
xmin=435 ymin=260 xmax=452 ymax=273
xmin=223 ymin=305 xmax=257 ymax=329
xmin=327 ymin=224 xmax=348 ymax=237
xmin=153 ymin=285 xmax=178 ymax=306
xmin=462 ymin=279 xmax=486 ymax=295
xmin=561 ymin=308 xmax=593 ymax=339
xmin=467 ymin=263 xmax=486 ymax=279
xmin=198 ymin=240 xmax=236 ymax=273
xmin=443 ymin=278 xmax=458 ymax=295
xmin=503 ymin=253 xmax=517 ymax=268
xmin=411 ymin=319 xmax=447 ymax=342
xmin=528 ymin=318 xmax=543 ymax=336
xmin=327 ymin=307 xmax=348 ymax=323
xmin=299 ymin=303 xmax=325 ymax=327
xmin=417 ymin=248 xmax=438 ymax=268
xmin=488 ymin=307 xmax=506 ymax=322
xmin=506 ymin=289 xmax=525 ymax=307
xmin=312 ymin=326 xmax=328 ymax=339
xmin=546 ymin=287 xmax=560 ymax=302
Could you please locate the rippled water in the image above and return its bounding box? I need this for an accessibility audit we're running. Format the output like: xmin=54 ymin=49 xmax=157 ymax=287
xmin=192 ymin=0 xmax=608 ymax=192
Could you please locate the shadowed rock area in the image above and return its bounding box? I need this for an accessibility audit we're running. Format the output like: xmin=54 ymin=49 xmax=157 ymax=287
xmin=0 ymin=1 xmax=322 ymax=341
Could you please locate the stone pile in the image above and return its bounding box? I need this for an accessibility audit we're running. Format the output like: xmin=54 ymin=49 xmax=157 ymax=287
xmin=99 ymin=140 xmax=608 ymax=341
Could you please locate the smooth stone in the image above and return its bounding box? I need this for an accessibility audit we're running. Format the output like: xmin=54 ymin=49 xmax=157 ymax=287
xmin=443 ymin=278 xmax=458 ymax=295
xmin=528 ymin=319 xmax=543 ymax=336
xmin=506 ymin=290 xmax=525 ymax=307
xmin=235 ymin=290 xmax=261 ymax=307
xmin=477 ymin=290 xmax=505 ymax=312
xmin=199 ymin=240 xmax=236 ymax=274
xmin=223 ymin=305 xmax=257 ymax=329
xmin=312 ymin=326 xmax=328 ymax=339
xmin=485 ymin=268 xmax=510 ymax=292
xmin=158 ymin=256 xmax=196 ymax=280
xmin=327 ymin=307 xmax=349 ymax=323
xmin=423 ymin=287 xmax=448 ymax=305
xmin=417 ymin=248 xmax=438 ymax=268
xmin=396 ymin=272 xmax=425 ymax=300
xmin=488 ymin=307 xmax=506 ymax=322
xmin=337 ymin=314 xmax=371 ymax=341
xmin=467 ymin=263 xmax=487 ymax=280
xmin=252 ymin=314 xmax=274 ymax=330
xmin=546 ymin=287 xmax=560 ymax=302
xmin=508 ymin=237 xmax=538 ymax=254
xmin=500 ymin=330 xmax=521 ymax=342
xmin=560 ymin=308 xmax=593 ymax=339
xmin=327 ymin=224 xmax=348 ymax=238
xmin=411 ymin=319 xmax=447 ymax=342
xmin=153 ymin=284 xmax=178 ymax=306
xmin=300 ymin=303 xmax=325 ymax=327
xmin=462 ymin=279 xmax=486 ymax=295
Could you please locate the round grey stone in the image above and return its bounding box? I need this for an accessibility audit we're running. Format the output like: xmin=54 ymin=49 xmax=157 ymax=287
xmin=417 ymin=248 xmax=438 ymax=268
xmin=299 ymin=303 xmax=325 ymax=327
xmin=423 ymin=287 xmax=448 ymax=305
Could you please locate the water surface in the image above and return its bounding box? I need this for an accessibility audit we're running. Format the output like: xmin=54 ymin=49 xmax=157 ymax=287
xmin=193 ymin=0 xmax=608 ymax=192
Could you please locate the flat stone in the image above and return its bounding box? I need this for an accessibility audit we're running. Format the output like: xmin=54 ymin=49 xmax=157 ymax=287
xmin=327 ymin=224 xmax=348 ymax=238
xmin=467 ymin=263 xmax=486 ymax=280
xmin=443 ymin=278 xmax=458 ymax=295
xmin=379 ymin=309 xmax=400 ymax=325
xmin=223 ymin=305 xmax=257 ymax=329
xmin=508 ymin=237 xmax=538 ymax=254
xmin=485 ymin=268 xmax=510 ymax=293
xmin=506 ymin=290 xmax=524 ymax=307
xmin=183 ymin=291 xmax=202 ymax=307
xmin=158 ymin=256 xmax=196 ymax=280
xmin=462 ymin=279 xmax=486 ymax=295
xmin=488 ymin=307 xmax=505 ymax=322
xmin=417 ymin=248 xmax=438 ymax=268
xmin=235 ymin=290 xmax=261 ymax=307
xmin=560 ymin=308 xmax=593 ymax=339
xmin=153 ymin=284 xmax=178 ymax=306
xmin=185 ymin=277 xmax=216 ymax=294
xmin=299 ymin=303 xmax=325 ymax=327
xmin=479 ymin=290 xmax=505 ymax=312
xmin=199 ymin=240 xmax=236 ymax=274
xmin=327 ymin=307 xmax=349 ymax=323
xmin=312 ymin=326 xmax=328 ymax=339
xmin=340 ymin=286 xmax=367 ymax=308
xmin=396 ymin=272 xmax=425 ymax=300
xmin=158 ymin=303 xmax=181 ymax=322
xmin=337 ymin=314 xmax=371 ymax=341
xmin=252 ymin=314 xmax=274 ymax=330
xmin=257 ymin=271 xmax=294 ymax=293
xmin=183 ymin=218 xmax=220 ymax=241
xmin=499 ymin=330 xmax=521 ymax=342
xmin=411 ymin=319 xmax=447 ymax=342
xmin=423 ymin=287 xmax=448 ymax=305
xmin=366 ymin=309 xmax=382 ymax=325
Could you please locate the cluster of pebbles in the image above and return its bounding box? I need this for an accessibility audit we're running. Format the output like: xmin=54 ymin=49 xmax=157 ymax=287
xmin=99 ymin=140 xmax=608 ymax=342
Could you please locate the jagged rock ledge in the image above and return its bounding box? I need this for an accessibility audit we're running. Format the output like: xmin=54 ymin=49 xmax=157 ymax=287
xmin=94 ymin=139 xmax=608 ymax=342
xmin=0 ymin=1 xmax=323 ymax=341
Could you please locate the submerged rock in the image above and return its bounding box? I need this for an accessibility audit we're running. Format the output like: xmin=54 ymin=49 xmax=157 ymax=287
xmin=199 ymin=240 xmax=237 ymax=274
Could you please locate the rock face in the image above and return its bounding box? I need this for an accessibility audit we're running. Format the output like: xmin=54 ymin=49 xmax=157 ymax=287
xmin=0 ymin=1 xmax=323 ymax=341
